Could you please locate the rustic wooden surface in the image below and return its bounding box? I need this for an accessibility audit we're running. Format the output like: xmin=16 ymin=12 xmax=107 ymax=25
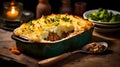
xmin=0 ymin=28 xmax=120 ymax=67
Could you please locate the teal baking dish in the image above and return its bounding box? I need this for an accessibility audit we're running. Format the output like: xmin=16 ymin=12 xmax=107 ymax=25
xmin=11 ymin=27 xmax=94 ymax=58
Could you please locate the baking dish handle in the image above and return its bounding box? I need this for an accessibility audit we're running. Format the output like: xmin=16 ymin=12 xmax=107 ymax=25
xmin=11 ymin=35 xmax=33 ymax=43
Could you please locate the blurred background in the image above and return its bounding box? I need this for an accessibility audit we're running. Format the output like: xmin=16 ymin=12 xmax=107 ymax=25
xmin=0 ymin=0 xmax=120 ymax=18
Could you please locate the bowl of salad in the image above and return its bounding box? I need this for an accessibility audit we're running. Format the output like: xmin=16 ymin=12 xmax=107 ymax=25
xmin=83 ymin=8 xmax=120 ymax=32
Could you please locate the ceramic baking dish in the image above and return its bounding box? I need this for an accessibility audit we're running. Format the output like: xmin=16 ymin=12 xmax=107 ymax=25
xmin=11 ymin=27 xmax=94 ymax=58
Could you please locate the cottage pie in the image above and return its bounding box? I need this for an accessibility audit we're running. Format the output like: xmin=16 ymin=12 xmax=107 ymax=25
xmin=13 ymin=14 xmax=94 ymax=42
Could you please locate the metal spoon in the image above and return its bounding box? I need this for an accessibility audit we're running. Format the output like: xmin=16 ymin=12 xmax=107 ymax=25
xmin=38 ymin=42 xmax=108 ymax=67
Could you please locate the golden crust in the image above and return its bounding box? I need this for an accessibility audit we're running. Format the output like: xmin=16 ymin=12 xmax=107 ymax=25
xmin=14 ymin=14 xmax=94 ymax=42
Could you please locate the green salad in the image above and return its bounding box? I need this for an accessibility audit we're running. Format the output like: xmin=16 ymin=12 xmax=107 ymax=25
xmin=86 ymin=8 xmax=120 ymax=23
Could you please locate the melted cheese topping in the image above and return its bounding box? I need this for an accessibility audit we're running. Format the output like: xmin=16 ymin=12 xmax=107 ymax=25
xmin=14 ymin=14 xmax=94 ymax=42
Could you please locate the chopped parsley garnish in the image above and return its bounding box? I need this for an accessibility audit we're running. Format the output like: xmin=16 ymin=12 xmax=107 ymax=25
xmin=49 ymin=15 xmax=61 ymax=22
xmin=44 ymin=20 xmax=47 ymax=23
xmin=28 ymin=21 xmax=33 ymax=25
xmin=50 ymin=18 xmax=55 ymax=22
xmin=22 ymin=28 xmax=27 ymax=32
xmin=28 ymin=26 xmax=34 ymax=32
xmin=62 ymin=16 xmax=71 ymax=22
xmin=50 ymin=17 xmax=60 ymax=22
xmin=55 ymin=22 xmax=59 ymax=26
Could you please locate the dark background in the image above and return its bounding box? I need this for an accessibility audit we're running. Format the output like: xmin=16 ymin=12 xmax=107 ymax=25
xmin=0 ymin=0 xmax=120 ymax=18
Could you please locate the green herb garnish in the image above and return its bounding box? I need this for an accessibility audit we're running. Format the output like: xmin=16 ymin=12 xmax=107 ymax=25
xmin=62 ymin=16 xmax=70 ymax=22
xmin=28 ymin=21 xmax=33 ymax=25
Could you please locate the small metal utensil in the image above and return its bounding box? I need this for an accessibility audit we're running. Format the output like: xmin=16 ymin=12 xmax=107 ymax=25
xmin=38 ymin=42 xmax=108 ymax=67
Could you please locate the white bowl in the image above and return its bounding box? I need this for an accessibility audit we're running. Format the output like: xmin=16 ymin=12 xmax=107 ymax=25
xmin=83 ymin=9 xmax=120 ymax=33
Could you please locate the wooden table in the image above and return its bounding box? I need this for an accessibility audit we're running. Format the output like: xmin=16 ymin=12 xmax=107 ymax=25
xmin=0 ymin=28 xmax=120 ymax=67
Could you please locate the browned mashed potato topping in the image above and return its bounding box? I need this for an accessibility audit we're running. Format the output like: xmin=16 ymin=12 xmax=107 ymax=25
xmin=13 ymin=14 xmax=94 ymax=42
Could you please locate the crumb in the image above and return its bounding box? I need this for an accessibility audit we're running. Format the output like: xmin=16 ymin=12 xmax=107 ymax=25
xmin=8 ymin=47 xmax=21 ymax=55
